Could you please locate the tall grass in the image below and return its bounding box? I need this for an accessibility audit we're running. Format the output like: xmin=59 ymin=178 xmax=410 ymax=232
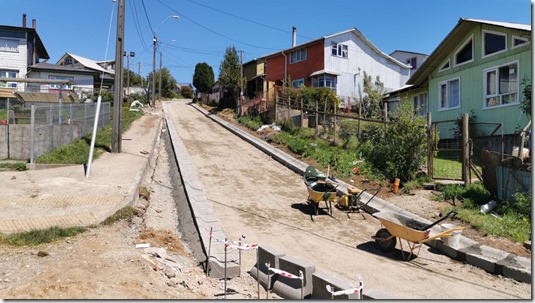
xmin=36 ymin=108 xmax=142 ymax=164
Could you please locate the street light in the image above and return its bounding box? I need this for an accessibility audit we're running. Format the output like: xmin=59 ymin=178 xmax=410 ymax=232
xmin=152 ymin=15 xmax=179 ymax=108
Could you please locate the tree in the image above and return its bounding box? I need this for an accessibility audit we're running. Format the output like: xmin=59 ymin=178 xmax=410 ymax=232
xmin=218 ymin=46 xmax=241 ymax=110
xmin=180 ymin=85 xmax=194 ymax=99
xmin=362 ymin=71 xmax=385 ymax=119
xmin=360 ymin=100 xmax=427 ymax=182
xmin=193 ymin=62 xmax=215 ymax=104
xmin=147 ymin=67 xmax=177 ymax=99
xmin=123 ymin=69 xmax=143 ymax=87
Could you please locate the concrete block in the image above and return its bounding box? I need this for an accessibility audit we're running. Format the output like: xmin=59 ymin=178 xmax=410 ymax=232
xmin=271 ymin=255 xmax=315 ymax=299
xmin=249 ymin=245 xmax=285 ymax=290
xmin=311 ymin=270 xmax=361 ymax=300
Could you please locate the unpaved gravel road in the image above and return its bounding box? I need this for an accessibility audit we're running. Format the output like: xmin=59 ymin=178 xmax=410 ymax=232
xmin=165 ymin=100 xmax=530 ymax=299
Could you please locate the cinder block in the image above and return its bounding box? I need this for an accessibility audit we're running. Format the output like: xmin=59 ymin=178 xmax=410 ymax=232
xmin=271 ymin=255 xmax=315 ymax=299
xmin=311 ymin=270 xmax=361 ymax=300
xmin=249 ymin=245 xmax=285 ymax=290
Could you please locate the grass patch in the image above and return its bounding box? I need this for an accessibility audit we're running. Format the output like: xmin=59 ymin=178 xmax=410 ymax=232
xmin=0 ymin=206 xmax=139 ymax=247
xmin=0 ymin=226 xmax=88 ymax=246
xmin=101 ymin=206 xmax=138 ymax=225
xmin=36 ymin=107 xmax=142 ymax=164
xmin=435 ymin=183 xmax=531 ymax=243
xmin=0 ymin=162 xmax=27 ymax=171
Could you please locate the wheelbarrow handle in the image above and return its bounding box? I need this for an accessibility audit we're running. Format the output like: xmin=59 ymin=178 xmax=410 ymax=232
xmin=421 ymin=210 xmax=458 ymax=231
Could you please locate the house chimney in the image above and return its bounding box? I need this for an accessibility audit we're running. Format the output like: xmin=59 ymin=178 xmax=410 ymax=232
xmin=32 ymin=19 xmax=36 ymax=29
xmin=292 ymin=26 xmax=297 ymax=47
xmin=22 ymin=14 xmax=27 ymax=28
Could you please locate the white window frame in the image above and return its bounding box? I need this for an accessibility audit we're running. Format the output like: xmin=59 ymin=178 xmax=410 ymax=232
xmin=439 ymin=58 xmax=450 ymax=72
xmin=291 ymin=78 xmax=304 ymax=88
xmin=482 ymin=30 xmax=507 ymax=58
xmin=331 ymin=42 xmax=348 ymax=58
xmin=454 ymin=35 xmax=474 ymax=67
xmin=0 ymin=38 xmax=19 ymax=52
xmin=483 ymin=60 xmax=519 ymax=109
xmin=290 ymin=48 xmax=307 ymax=64
xmin=49 ymin=75 xmax=74 ymax=89
xmin=512 ymin=35 xmax=529 ymax=49
xmin=413 ymin=92 xmax=428 ymax=116
xmin=0 ymin=70 xmax=18 ymax=88
xmin=438 ymin=77 xmax=461 ymax=111
xmin=406 ymin=57 xmax=417 ymax=70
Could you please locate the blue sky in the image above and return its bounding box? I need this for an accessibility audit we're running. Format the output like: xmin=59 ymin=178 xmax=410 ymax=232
xmin=1 ymin=0 xmax=531 ymax=84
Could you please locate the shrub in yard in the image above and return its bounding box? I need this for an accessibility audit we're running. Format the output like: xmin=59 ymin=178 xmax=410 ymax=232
xmin=359 ymin=101 xmax=427 ymax=182
xmin=238 ymin=115 xmax=263 ymax=131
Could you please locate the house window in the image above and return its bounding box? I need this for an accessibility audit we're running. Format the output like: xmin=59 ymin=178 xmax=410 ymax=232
xmin=484 ymin=61 xmax=518 ymax=108
xmin=439 ymin=78 xmax=460 ymax=110
xmin=290 ymin=48 xmax=307 ymax=64
xmin=439 ymin=59 xmax=450 ymax=72
xmin=0 ymin=38 xmax=19 ymax=52
xmin=291 ymin=78 xmax=304 ymax=88
xmin=311 ymin=74 xmax=337 ymax=93
xmin=413 ymin=92 xmax=428 ymax=116
xmin=331 ymin=42 xmax=348 ymax=58
xmin=406 ymin=57 xmax=417 ymax=70
xmin=483 ymin=30 xmax=507 ymax=57
xmin=512 ymin=35 xmax=529 ymax=48
xmin=0 ymin=70 xmax=18 ymax=88
xmin=454 ymin=37 xmax=473 ymax=66
xmin=49 ymin=75 xmax=74 ymax=89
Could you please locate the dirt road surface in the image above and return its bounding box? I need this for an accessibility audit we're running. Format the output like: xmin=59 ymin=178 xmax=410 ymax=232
xmin=165 ymin=100 xmax=530 ymax=299
xmin=0 ymin=100 xmax=529 ymax=299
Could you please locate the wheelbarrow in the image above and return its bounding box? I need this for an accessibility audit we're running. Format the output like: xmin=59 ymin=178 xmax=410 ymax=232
xmin=371 ymin=210 xmax=465 ymax=260
xmin=304 ymin=166 xmax=380 ymax=216
xmin=304 ymin=166 xmax=339 ymax=215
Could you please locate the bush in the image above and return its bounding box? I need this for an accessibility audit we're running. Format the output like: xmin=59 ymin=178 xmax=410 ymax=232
xmin=359 ymin=101 xmax=427 ymax=182
xmin=238 ymin=115 xmax=263 ymax=131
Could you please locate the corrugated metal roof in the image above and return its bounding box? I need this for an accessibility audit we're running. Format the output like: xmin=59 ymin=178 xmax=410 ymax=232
xmin=57 ymin=53 xmax=114 ymax=75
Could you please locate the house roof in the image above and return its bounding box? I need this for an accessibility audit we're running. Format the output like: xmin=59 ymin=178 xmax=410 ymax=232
xmin=56 ymin=53 xmax=114 ymax=75
xmin=325 ymin=28 xmax=410 ymax=69
xmin=389 ymin=50 xmax=429 ymax=57
xmin=29 ymin=62 xmax=96 ymax=75
xmin=0 ymin=25 xmax=49 ymax=60
xmin=260 ymin=28 xmax=410 ymax=69
xmin=407 ymin=18 xmax=531 ymax=86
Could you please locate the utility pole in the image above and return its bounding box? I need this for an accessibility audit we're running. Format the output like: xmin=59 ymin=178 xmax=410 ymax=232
xmin=158 ymin=51 xmax=162 ymax=102
xmin=139 ymin=62 xmax=143 ymax=88
xmin=112 ymin=0 xmax=125 ymax=153
xmin=151 ymin=34 xmax=157 ymax=108
xmin=239 ymin=49 xmax=243 ymax=116
xmin=125 ymin=51 xmax=134 ymax=97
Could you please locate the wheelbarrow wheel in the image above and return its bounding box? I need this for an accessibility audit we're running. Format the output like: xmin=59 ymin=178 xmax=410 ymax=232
xmin=375 ymin=228 xmax=396 ymax=251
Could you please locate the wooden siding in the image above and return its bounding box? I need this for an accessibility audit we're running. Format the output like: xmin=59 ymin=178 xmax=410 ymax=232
xmin=0 ymin=35 xmax=28 ymax=92
xmin=426 ymin=23 xmax=530 ymax=138
xmin=266 ymin=41 xmax=324 ymax=86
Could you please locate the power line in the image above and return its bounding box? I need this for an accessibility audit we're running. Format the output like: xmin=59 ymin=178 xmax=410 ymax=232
xmin=140 ymin=0 xmax=154 ymax=33
xmin=156 ymin=0 xmax=282 ymax=51
xmin=129 ymin=0 xmax=148 ymax=50
xmin=183 ymin=0 xmax=314 ymax=41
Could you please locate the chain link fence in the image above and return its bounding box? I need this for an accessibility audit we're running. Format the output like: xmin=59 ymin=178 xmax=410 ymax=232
xmin=0 ymin=100 xmax=110 ymax=162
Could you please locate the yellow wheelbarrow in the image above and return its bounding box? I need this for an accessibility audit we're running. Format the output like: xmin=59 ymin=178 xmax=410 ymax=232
xmin=303 ymin=166 xmax=380 ymax=216
xmin=372 ymin=210 xmax=465 ymax=260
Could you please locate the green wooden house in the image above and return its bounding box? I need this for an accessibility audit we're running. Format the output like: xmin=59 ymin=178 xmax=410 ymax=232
xmin=386 ymin=18 xmax=531 ymax=154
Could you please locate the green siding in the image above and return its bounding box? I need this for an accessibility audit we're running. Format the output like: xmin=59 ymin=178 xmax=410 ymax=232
xmin=427 ymin=23 xmax=530 ymax=138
